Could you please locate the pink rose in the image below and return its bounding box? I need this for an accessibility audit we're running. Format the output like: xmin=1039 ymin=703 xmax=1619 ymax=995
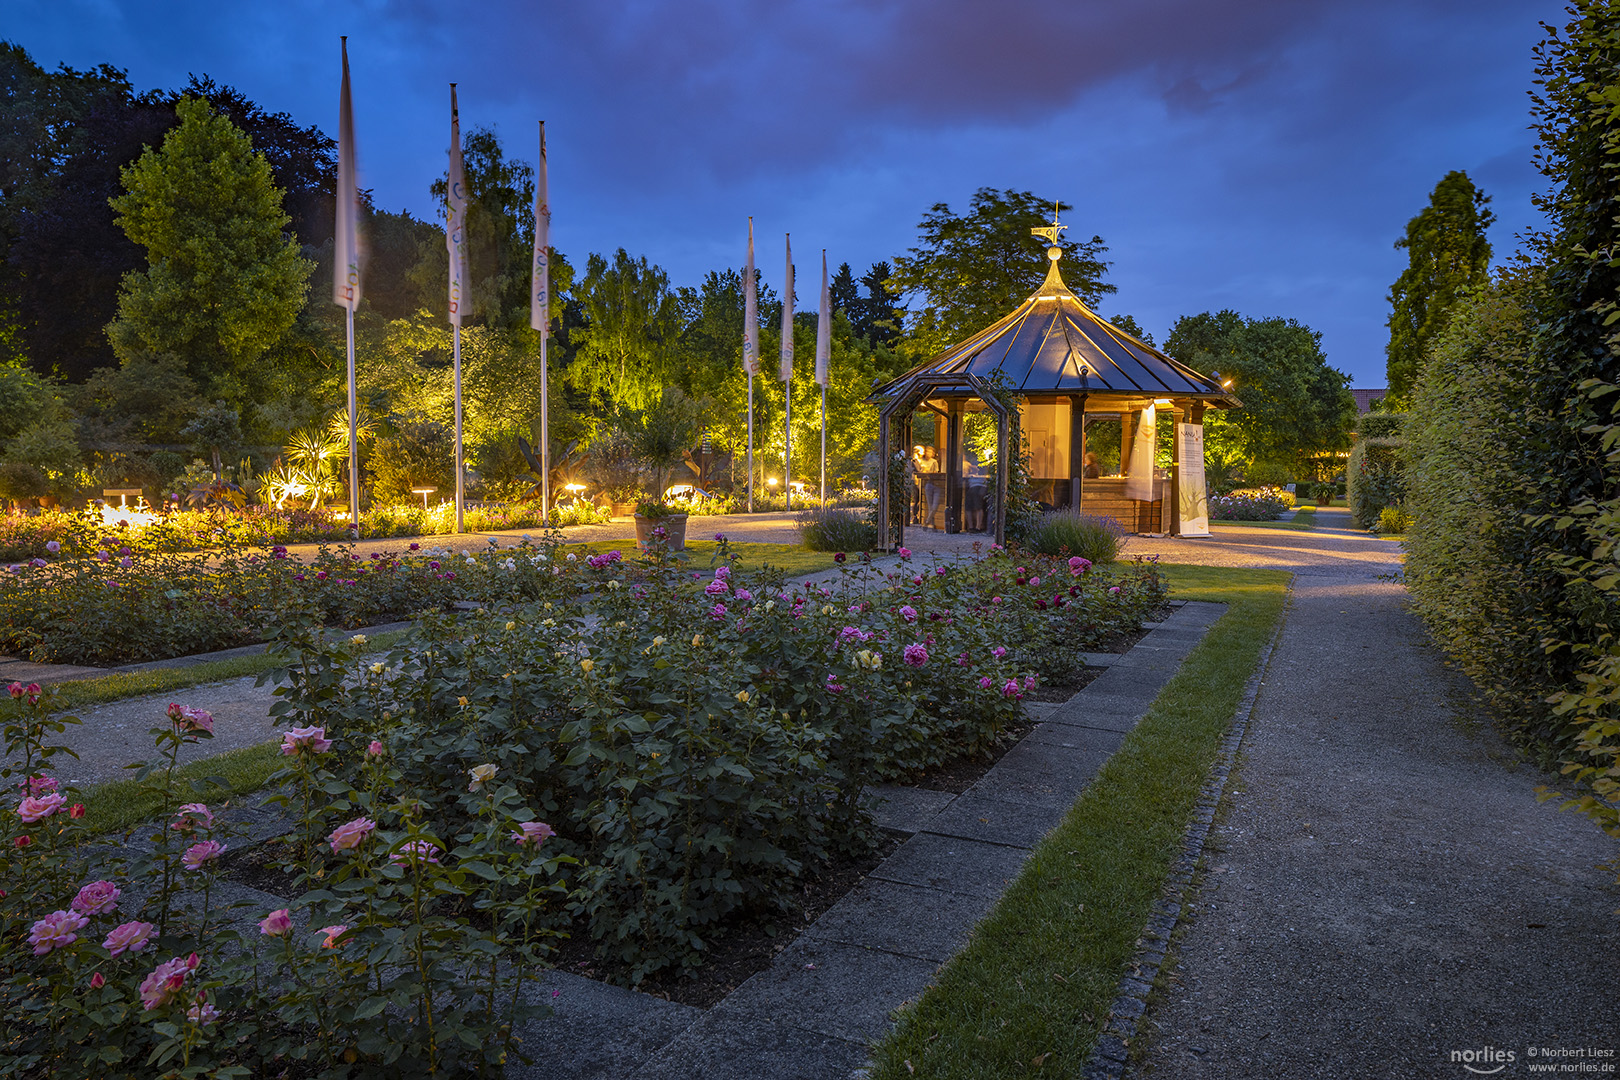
xmin=898 ymin=605 xmax=918 ymax=623
xmin=1030 ymin=577 xmax=1040 ymax=587
xmin=138 ymin=956 xmax=194 ymax=1010
xmin=17 ymin=793 xmax=66 ymax=822
xmin=897 ymin=547 xmax=912 ymax=559
xmin=979 ymin=676 xmax=993 ymax=689
xmin=171 ymin=803 xmax=214 ymax=831
xmin=510 ymin=821 xmax=556 ymax=847
xmin=366 ymin=740 xmax=384 ymax=758
xmin=259 ymin=909 xmax=293 ymax=937
xmin=992 ymin=646 xmax=1008 ymax=658
xmin=103 ymin=920 xmax=155 ymax=957
xmin=181 ymin=840 xmax=225 ymax=870
xmin=280 ymin=726 xmax=332 ymax=756
xmin=320 ymin=924 xmax=349 ymax=948
xmin=704 ymin=579 xmax=729 ymax=596
xmin=713 ymin=565 xmax=730 ymax=580
xmin=390 ymin=840 xmax=441 ymax=865
xmin=26 ymin=776 xmax=57 ymax=795
xmin=903 ymin=643 xmax=929 ymax=668
xmin=327 ymin=816 xmax=375 ymax=852
xmin=69 ymin=803 xmax=85 ymax=819
xmin=89 ymin=971 xmax=105 ymax=989
xmin=70 ymin=880 xmax=121 ymax=915
xmin=187 ymin=998 xmax=218 ymax=1026
xmin=166 ymin=704 xmax=214 ymax=734
xmin=29 ymin=909 xmax=89 ymax=955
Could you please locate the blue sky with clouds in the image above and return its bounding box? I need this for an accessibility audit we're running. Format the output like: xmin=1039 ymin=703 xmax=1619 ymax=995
xmin=8 ymin=0 xmax=1562 ymax=386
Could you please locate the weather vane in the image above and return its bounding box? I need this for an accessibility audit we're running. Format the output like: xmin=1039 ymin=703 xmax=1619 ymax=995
xmin=1031 ymin=201 xmax=1066 ymax=247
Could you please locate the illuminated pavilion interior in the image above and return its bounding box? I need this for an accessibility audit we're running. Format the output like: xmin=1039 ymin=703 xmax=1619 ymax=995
xmin=868 ymin=227 xmax=1240 ymax=550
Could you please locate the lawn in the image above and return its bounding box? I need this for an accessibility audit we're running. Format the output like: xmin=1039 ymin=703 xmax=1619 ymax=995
xmin=867 ymin=562 xmax=1290 ymax=1080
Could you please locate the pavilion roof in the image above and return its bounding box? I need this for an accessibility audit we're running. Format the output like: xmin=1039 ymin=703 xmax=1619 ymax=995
xmin=869 ymin=257 xmax=1240 ymax=407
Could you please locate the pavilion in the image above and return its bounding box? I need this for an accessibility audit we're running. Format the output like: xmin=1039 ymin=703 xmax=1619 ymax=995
xmin=867 ymin=221 xmax=1241 ymax=550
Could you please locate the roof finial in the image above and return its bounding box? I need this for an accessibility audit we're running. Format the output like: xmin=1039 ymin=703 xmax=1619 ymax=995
xmin=1031 ymin=204 xmax=1066 ymax=264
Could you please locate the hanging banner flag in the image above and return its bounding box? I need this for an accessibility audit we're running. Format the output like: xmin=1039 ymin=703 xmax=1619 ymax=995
xmin=1125 ymin=404 xmax=1156 ymax=501
xmin=530 ymin=121 xmax=550 ymax=333
xmin=333 ymin=38 xmax=360 ymax=311
xmin=743 ymin=219 xmax=759 ymax=376
xmin=779 ymin=234 xmax=794 ymax=382
xmin=446 ymin=85 xmax=469 ymax=328
xmin=815 ymin=250 xmax=830 ymax=388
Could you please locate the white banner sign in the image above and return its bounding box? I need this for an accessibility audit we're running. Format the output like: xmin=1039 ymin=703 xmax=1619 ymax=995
xmin=1177 ymin=422 xmax=1210 ymax=536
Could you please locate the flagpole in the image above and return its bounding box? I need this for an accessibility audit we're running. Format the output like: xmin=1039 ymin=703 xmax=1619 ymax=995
xmin=453 ymin=326 xmax=464 ymax=533
xmin=743 ymin=217 xmax=758 ymax=514
xmin=781 ymin=232 xmax=793 ymax=512
xmin=816 ymin=249 xmax=830 ymax=507
xmin=533 ymin=120 xmax=551 ymax=522
xmin=335 ymin=37 xmax=361 ymax=534
xmin=746 ymin=375 xmax=754 ymax=512
xmin=347 ymin=310 xmax=358 ymax=528
xmin=447 ymin=84 xmax=467 ymax=534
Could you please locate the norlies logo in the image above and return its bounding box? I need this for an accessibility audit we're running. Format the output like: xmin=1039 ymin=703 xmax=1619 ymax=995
xmin=1453 ymin=1047 xmax=1517 ymax=1075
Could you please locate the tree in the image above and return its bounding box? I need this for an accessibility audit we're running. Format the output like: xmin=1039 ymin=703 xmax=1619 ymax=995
xmin=1166 ymin=310 xmax=1355 ymax=478
xmin=107 ymin=96 xmax=310 ymax=405
xmin=1385 ymin=171 xmax=1495 ymax=399
xmin=568 ymin=248 xmax=681 ymax=412
xmin=890 ymin=188 xmax=1113 ymax=359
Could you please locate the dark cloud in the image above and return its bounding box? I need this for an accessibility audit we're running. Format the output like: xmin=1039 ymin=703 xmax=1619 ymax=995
xmin=4 ymin=0 xmax=1569 ymax=384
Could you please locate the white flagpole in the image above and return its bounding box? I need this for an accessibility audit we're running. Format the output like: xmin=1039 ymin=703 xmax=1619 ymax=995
xmin=335 ymin=38 xmax=361 ymax=532
xmin=743 ymin=218 xmax=758 ymax=512
xmin=531 ymin=120 xmax=551 ymax=521
xmin=447 ymin=84 xmax=468 ymax=534
xmin=816 ymin=249 xmax=830 ymax=506
xmin=780 ymin=233 xmax=793 ymax=511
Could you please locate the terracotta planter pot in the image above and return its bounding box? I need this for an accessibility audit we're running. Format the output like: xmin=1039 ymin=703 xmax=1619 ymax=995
xmin=634 ymin=512 xmax=689 ymax=552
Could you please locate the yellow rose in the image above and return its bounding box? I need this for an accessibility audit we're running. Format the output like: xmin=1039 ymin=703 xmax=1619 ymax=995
xmin=350 ymin=634 xmax=367 ymax=646
xmin=692 ymin=634 xmax=705 ymax=648
xmin=506 ymin=621 xmax=516 ymax=631
xmin=735 ymin=690 xmax=751 ymax=704
xmin=368 ymin=662 xmax=385 ymax=675
xmin=580 ymin=658 xmax=594 ymax=673
xmin=468 ymin=763 xmax=498 ymax=792
xmin=457 ymin=696 xmax=469 ymax=708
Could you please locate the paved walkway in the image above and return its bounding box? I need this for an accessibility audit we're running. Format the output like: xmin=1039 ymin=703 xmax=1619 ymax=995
xmin=1123 ymin=509 xmax=1620 ymax=1078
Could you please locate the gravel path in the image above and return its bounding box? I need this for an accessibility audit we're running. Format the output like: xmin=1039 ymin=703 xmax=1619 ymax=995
xmin=1126 ymin=508 xmax=1620 ymax=1078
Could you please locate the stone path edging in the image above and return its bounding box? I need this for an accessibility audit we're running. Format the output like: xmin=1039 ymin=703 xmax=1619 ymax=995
xmin=1081 ymin=582 xmax=1291 ymax=1080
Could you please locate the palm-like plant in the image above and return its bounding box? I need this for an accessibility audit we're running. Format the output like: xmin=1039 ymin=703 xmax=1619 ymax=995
xmin=285 ymin=428 xmax=345 ymax=510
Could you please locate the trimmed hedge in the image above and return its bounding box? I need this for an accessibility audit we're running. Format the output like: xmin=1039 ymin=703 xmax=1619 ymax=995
xmin=1347 ymin=436 xmax=1406 ymax=529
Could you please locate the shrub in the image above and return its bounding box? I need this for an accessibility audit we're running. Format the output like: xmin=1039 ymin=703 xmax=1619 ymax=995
xmin=1 ymin=656 xmax=568 ymax=1076
xmin=1404 ymin=271 xmax=1566 ymax=745
xmin=797 ymin=505 xmax=878 ymax=551
xmin=1357 ymin=412 xmax=1404 ymax=438
xmin=1022 ymin=509 xmax=1125 ymax=562
xmin=1377 ymin=504 xmax=1413 ymax=534
xmin=1208 ymin=486 xmax=1294 ymax=521
xmin=260 ymin=539 xmax=1165 ymax=981
xmin=1347 ymin=436 xmax=1405 ymax=528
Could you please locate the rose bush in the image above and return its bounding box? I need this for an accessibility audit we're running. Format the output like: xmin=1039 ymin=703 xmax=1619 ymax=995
xmin=1 ymin=674 xmax=572 ymax=1077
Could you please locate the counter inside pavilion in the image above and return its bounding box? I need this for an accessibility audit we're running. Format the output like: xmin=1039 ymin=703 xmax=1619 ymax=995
xmin=868 ymin=230 xmax=1240 ymax=546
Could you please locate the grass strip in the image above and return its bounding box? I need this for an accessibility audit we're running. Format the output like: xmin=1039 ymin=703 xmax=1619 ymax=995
xmin=867 ymin=562 xmax=1290 ymax=1080
xmin=42 ymin=630 xmax=410 ymax=713
xmin=560 ymin=539 xmax=840 ymax=577
xmin=75 ymin=741 xmax=284 ymax=838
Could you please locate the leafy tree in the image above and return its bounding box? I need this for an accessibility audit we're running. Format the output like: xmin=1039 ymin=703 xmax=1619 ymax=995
xmin=1385 ymin=170 xmax=1495 ymax=399
xmin=890 ymin=188 xmax=1113 ymax=359
xmin=71 ymin=353 xmax=200 ymax=445
xmin=181 ymin=400 xmax=244 ymax=479
xmin=107 ymin=96 xmax=311 ymax=405
xmin=615 ymin=386 xmax=705 ymax=499
xmin=1107 ymin=314 xmax=1155 ymax=346
xmin=568 ymin=248 xmax=681 ymax=412
xmin=1165 ymin=310 xmax=1355 ymax=479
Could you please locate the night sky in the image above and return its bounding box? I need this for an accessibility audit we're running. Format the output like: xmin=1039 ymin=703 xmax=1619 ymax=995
xmin=8 ymin=0 xmax=1562 ymax=387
